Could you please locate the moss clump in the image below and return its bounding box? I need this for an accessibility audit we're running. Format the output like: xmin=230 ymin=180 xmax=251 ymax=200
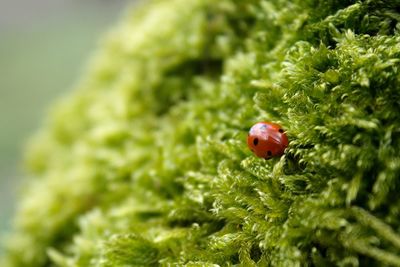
xmin=3 ymin=0 xmax=400 ymax=266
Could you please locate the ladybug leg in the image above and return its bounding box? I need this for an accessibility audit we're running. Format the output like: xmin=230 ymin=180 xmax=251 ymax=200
xmin=264 ymin=150 xmax=273 ymax=160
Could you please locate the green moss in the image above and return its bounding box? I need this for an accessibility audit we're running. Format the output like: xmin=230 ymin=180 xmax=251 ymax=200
xmin=3 ymin=0 xmax=400 ymax=266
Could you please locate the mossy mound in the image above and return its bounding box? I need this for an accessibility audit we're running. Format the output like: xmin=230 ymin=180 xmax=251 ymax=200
xmin=3 ymin=0 xmax=400 ymax=266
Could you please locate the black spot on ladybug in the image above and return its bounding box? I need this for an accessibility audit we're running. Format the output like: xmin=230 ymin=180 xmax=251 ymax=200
xmin=253 ymin=138 xmax=259 ymax=146
xmin=267 ymin=151 xmax=272 ymax=156
xmin=279 ymin=129 xmax=284 ymax=133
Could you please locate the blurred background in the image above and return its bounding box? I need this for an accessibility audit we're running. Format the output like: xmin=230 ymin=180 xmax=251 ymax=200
xmin=0 ymin=0 xmax=130 ymax=252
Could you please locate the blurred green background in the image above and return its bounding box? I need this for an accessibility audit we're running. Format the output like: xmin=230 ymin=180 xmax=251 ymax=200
xmin=0 ymin=0 xmax=130 ymax=248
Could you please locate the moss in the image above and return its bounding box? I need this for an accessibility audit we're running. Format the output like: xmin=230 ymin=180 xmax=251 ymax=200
xmin=3 ymin=0 xmax=400 ymax=266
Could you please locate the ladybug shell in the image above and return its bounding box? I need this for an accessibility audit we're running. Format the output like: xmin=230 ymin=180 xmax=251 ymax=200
xmin=247 ymin=122 xmax=288 ymax=159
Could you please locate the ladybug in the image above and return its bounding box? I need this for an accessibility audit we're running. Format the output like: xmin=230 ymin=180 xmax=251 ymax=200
xmin=247 ymin=122 xmax=288 ymax=159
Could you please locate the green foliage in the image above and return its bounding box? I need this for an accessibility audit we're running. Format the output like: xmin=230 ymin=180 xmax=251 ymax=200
xmin=3 ymin=0 xmax=400 ymax=266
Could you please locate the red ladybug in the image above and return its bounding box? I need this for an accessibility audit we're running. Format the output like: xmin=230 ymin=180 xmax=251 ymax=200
xmin=247 ymin=122 xmax=288 ymax=159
